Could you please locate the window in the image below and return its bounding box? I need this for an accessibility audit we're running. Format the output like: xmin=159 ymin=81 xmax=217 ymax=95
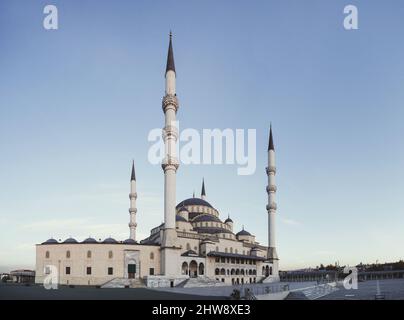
xmin=45 ymin=251 xmax=50 ymax=259
xmin=225 ymin=248 xmax=228 ymax=253
xmin=45 ymin=266 xmax=51 ymax=275
xmin=108 ymin=267 xmax=113 ymax=275
xmin=186 ymin=243 xmax=191 ymax=250
xmin=149 ymin=268 xmax=155 ymax=275
xmin=66 ymin=251 xmax=70 ymax=258
xmin=86 ymin=267 xmax=92 ymax=275
xmin=66 ymin=267 xmax=71 ymax=275
xmin=216 ymin=246 xmax=219 ymax=252
xmin=150 ymin=252 xmax=154 ymax=260
xmin=108 ymin=251 xmax=113 ymax=259
xmin=87 ymin=250 xmax=91 ymax=258
xmin=235 ymin=249 xmax=238 ymax=254
xmin=230 ymin=247 xmax=233 ymax=253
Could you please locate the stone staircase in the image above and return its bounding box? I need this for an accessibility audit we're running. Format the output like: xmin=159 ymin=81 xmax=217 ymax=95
xmin=101 ymin=277 xmax=146 ymax=289
xmin=180 ymin=276 xmax=227 ymax=288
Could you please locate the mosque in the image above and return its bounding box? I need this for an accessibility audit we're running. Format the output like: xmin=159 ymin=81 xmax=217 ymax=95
xmin=35 ymin=34 xmax=280 ymax=288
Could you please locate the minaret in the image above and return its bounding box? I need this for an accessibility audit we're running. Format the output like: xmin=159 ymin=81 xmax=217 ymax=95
xmin=266 ymin=125 xmax=278 ymax=262
xmin=129 ymin=161 xmax=137 ymax=241
xmin=161 ymin=32 xmax=181 ymax=276
xmin=201 ymin=178 xmax=206 ymax=200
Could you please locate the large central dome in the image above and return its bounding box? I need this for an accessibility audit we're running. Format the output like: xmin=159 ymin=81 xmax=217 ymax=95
xmin=176 ymin=198 xmax=213 ymax=209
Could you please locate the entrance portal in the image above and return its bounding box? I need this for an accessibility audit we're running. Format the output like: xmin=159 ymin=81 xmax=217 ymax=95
xmin=128 ymin=264 xmax=136 ymax=279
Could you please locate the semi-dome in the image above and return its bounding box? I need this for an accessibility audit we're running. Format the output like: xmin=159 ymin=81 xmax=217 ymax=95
xmin=102 ymin=237 xmax=118 ymax=244
xmin=236 ymin=229 xmax=252 ymax=236
xmin=177 ymin=205 xmax=189 ymax=213
xmin=123 ymin=238 xmax=136 ymax=244
xmin=176 ymin=215 xmax=188 ymax=222
xmin=82 ymin=237 xmax=98 ymax=244
xmin=193 ymin=227 xmax=233 ymax=234
xmin=63 ymin=237 xmax=78 ymax=244
xmin=42 ymin=238 xmax=58 ymax=244
xmin=176 ymin=198 xmax=213 ymax=209
xmin=192 ymin=214 xmax=222 ymax=223
xmin=181 ymin=250 xmax=198 ymax=256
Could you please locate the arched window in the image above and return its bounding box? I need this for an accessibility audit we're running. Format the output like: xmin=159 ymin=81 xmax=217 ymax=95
xmin=225 ymin=248 xmax=228 ymax=253
xmin=182 ymin=262 xmax=189 ymax=275
xmin=108 ymin=251 xmax=113 ymax=259
xmin=186 ymin=243 xmax=191 ymax=250
xmin=215 ymin=268 xmax=220 ymax=275
xmin=66 ymin=250 xmax=70 ymax=258
xmin=216 ymin=246 xmax=219 ymax=252
xmin=230 ymin=247 xmax=233 ymax=253
xmin=87 ymin=250 xmax=92 ymax=258
xmin=45 ymin=251 xmax=50 ymax=259
xmin=235 ymin=249 xmax=238 ymax=254
xmin=150 ymin=252 xmax=154 ymax=260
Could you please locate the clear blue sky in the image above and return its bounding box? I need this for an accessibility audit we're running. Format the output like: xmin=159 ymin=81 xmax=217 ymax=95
xmin=0 ymin=0 xmax=403 ymax=271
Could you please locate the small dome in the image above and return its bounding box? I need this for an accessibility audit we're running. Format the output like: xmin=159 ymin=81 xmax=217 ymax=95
xmin=224 ymin=217 xmax=233 ymax=223
xmin=236 ymin=229 xmax=252 ymax=237
xmin=123 ymin=238 xmax=136 ymax=244
xmin=102 ymin=237 xmax=118 ymax=244
xmin=63 ymin=238 xmax=78 ymax=244
xmin=82 ymin=237 xmax=98 ymax=244
xmin=176 ymin=215 xmax=187 ymax=222
xmin=42 ymin=238 xmax=58 ymax=245
xmin=192 ymin=214 xmax=222 ymax=223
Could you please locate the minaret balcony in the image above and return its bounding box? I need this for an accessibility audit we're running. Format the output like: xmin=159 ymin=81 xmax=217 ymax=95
xmin=162 ymin=94 xmax=179 ymax=112
xmin=162 ymin=125 xmax=179 ymax=140
xmin=129 ymin=192 xmax=138 ymax=200
xmin=266 ymin=203 xmax=277 ymax=211
xmin=128 ymin=222 xmax=137 ymax=228
xmin=161 ymin=156 xmax=179 ymax=171
xmin=129 ymin=208 xmax=138 ymax=214
xmin=266 ymin=166 xmax=276 ymax=174
xmin=266 ymin=185 xmax=277 ymax=193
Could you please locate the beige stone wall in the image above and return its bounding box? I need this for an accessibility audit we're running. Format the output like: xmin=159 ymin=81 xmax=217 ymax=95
xmin=35 ymin=244 xmax=160 ymax=286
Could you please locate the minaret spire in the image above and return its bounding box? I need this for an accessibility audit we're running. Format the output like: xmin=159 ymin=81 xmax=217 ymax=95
xmin=268 ymin=124 xmax=275 ymax=151
xmin=129 ymin=161 xmax=138 ymax=241
xmin=166 ymin=31 xmax=176 ymax=74
xmin=131 ymin=160 xmax=136 ymax=181
xmin=201 ymin=178 xmax=206 ymax=200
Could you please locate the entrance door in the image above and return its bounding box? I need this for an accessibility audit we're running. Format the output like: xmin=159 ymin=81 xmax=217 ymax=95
xmin=128 ymin=264 xmax=136 ymax=279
